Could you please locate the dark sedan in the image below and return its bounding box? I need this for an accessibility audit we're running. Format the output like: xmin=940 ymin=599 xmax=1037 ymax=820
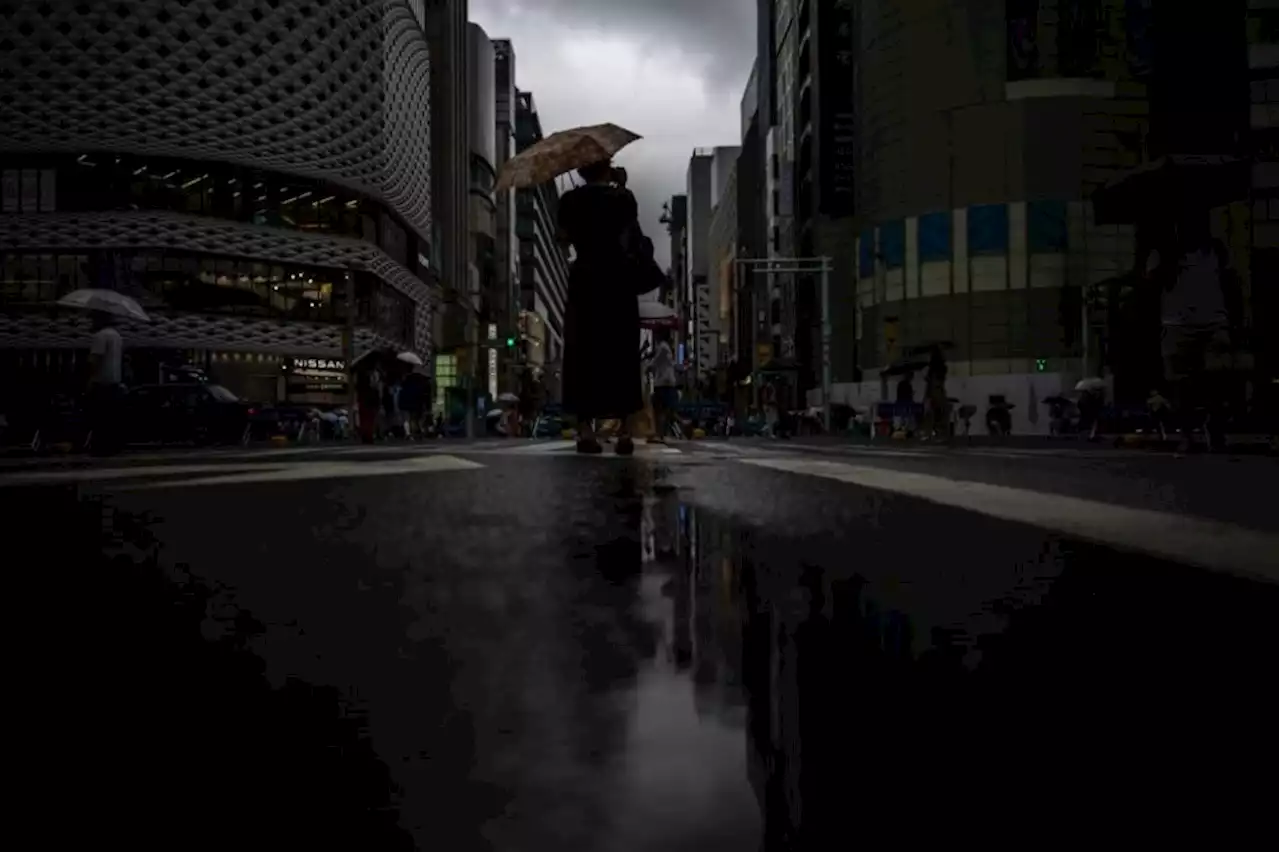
xmin=125 ymin=383 xmax=254 ymax=446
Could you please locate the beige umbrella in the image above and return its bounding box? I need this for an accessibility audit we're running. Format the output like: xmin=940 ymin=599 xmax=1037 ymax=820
xmin=495 ymin=123 xmax=641 ymax=191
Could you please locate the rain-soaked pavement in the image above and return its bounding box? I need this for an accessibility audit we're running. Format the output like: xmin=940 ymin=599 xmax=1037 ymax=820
xmin=5 ymin=442 xmax=1275 ymax=850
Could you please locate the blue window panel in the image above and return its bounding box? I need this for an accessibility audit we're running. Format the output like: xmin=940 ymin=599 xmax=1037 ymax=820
xmin=858 ymin=228 xmax=875 ymax=277
xmin=879 ymin=220 xmax=906 ymax=269
xmin=918 ymin=211 xmax=951 ymax=262
xmin=968 ymin=203 xmax=1009 ymax=255
xmin=1028 ymin=199 xmax=1068 ymax=252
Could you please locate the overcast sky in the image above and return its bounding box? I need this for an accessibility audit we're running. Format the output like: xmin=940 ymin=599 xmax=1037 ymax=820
xmin=469 ymin=0 xmax=755 ymax=268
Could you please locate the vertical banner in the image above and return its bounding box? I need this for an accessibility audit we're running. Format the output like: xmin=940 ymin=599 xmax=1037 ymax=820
xmin=817 ymin=0 xmax=856 ymax=217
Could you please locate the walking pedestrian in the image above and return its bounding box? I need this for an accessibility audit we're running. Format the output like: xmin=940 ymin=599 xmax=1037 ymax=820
xmin=87 ymin=311 xmax=124 ymax=455
xmin=648 ymin=329 xmax=680 ymax=443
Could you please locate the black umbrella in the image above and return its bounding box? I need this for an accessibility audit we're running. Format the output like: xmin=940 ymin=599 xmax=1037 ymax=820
xmin=904 ymin=341 xmax=955 ymax=357
xmin=880 ymin=360 xmax=929 ymax=378
xmin=1092 ymin=155 xmax=1250 ymax=226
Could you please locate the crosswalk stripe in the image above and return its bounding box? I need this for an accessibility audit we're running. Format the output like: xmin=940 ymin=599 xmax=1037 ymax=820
xmin=741 ymin=457 xmax=1276 ymax=580
xmin=0 ymin=462 xmax=276 ymax=487
xmin=114 ymin=454 xmax=485 ymax=490
xmin=499 ymin=440 xmax=578 ymax=453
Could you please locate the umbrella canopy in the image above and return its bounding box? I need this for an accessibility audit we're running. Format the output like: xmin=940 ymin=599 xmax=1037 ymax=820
xmin=496 ymin=392 xmax=520 ymax=404
xmin=904 ymin=341 xmax=955 ymax=356
xmin=495 ymin=123 xmax=641 ymax=191
xmin=880 ymin=359 xmax=930 ymax=378
xmin=638 ymin=300 xmax=678 ymax=329
xmin=1092 ymin=155 xmax=1250 ymax=225
xmin=57 ymin=288 xmax=150 ymax=322
xmin=395 ymin=351 xmax=424 ymax=366
xmin=351 ymin=348 xmax=385 ymax=368
xmin=1075 ymin=377 xmax=1106 ymax=392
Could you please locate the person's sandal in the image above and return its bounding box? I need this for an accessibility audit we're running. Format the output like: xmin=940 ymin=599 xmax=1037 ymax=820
xmin=615 ymin=436 xmax=635 ymax=456
xmin=575 ymin=437 xmax=603 ymax=454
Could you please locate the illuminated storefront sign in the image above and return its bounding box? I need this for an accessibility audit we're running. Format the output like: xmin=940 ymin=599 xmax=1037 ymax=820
xmin=288 ymin=357 xmax=347 ymax=394
xmin=487 ymin=347 xmax=498 ymax=398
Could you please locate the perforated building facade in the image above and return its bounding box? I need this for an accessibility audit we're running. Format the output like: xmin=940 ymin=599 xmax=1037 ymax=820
xmin=0 ymin=0 xmax=437 ymax=367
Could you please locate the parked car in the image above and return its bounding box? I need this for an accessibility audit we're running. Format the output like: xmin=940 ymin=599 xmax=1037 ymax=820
xmin=125 ymin=383 xmax=254 ymax=446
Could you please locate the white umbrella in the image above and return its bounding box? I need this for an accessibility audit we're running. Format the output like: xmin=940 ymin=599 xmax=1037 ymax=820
xmin=638 ymin=300 xmax=678 ymax=329
xmin=496 ymin=392 xmax=520 ymax=404
xmin=1074 ymin=377 xmax=1106 ymax=392
xmin=57 ymin=288 xmax=150 ymax=322
xmin=396 ymin=351 xmax=424 ymax=366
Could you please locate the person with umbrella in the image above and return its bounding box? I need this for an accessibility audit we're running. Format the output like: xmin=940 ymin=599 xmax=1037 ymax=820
xmin=497 ymin=123 xmax=647 ymax=455
xmin=58 ymin=288 xmax=149 ymax=455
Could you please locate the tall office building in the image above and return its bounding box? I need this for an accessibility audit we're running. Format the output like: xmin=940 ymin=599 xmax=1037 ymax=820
xmin=466 ymin=22 xmax=499 ymax=399
xmin=493 ymin=39 xmax=520 ymax=386
xmin=513 ymin=89 xmax=571 ymax=399
xmin=1245 ymin=1 xmax=1277 ymax=405
xmin=707 ymin=147 xmax=741 ymax=395
xmin=660 ymin=194 xmax=690 ymax=378
xmin=684 ymin=151 xmax=715 ymax=387
xmin=838 ymin=0 xmax=1259 ymax=431
xmin=736 ymin=61 xmax=769 ymax=400
xmin=423 ymin=0 xmax=468 ymax=408
xmin=0 ymin=0 xmax=435 ymax=405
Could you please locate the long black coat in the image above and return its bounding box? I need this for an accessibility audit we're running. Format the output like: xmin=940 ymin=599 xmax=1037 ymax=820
xmin=557 ymin=183 xmax=643 ymax=421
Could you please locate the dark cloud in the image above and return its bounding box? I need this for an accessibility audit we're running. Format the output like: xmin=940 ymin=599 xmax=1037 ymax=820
xmin=479 ymin=0 xmax=756 ymax=92
xmin=471 ymin=0 xmax=753 ymax=268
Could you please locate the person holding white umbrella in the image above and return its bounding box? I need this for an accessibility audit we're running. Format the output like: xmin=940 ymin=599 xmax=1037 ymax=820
xmin=57 ymin=288 xmax=149 ymax=454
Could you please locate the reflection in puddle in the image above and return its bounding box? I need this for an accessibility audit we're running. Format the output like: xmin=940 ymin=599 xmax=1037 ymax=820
xmin=611 ymin=491 xmax=758 ymax=849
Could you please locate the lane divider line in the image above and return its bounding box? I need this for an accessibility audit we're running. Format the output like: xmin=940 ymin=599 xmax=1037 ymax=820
xmin=741 ymin=457 xmax=1277 ymax=581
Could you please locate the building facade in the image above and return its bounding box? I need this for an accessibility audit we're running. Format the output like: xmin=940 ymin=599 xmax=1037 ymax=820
xmin=684 ymin=151 xmax=715 ymax=388
xmin=513 ymin=90 xmax=570 ymax=401
xmin=0 ymin=0 xmax=436 ymax=405
xmin=834 ymin=0 xmax=1263 ymax=432
xmin=423 ymin=0 xmax=468 ymax=411
xmin=493 ymin=39 xmax=520 ymax=392
xmin=707 ymin=149 xmax=741 ymax=396
xmin=660 ymin=194 xmax=690 ymax=378
xmin=465 ymin=22 xmax=499 ymax=400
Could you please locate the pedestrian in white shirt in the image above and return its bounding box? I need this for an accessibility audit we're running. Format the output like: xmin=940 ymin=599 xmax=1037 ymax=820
xmin=87 ymin=311 xmax=124 ymax=454
xmin=648 ymin=331 xmax=680 ymax=442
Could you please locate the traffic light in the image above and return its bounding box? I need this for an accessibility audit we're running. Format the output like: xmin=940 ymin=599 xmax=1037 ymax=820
xmin=1035 ymin=358 xmax=1047 ymax=373
xmin=505 ymin=336 xmax=516 ymax=348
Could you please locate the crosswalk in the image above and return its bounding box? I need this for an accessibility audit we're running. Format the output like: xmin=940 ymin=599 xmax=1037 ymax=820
xmin=1 ymin=437 xmax=1270 ymax=576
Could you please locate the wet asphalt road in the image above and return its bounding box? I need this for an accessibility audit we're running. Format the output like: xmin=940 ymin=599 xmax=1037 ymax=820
xmin=5 ymin=440 xmax=1276 ymax=850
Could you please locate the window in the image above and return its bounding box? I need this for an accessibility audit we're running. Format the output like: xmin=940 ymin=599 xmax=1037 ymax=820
xmin=1027 ymin=200 xmax=1068 ymax=252
xmin=879 ymin=220 xmax=906 ymax=269
xmin=0 ymin=169 xmax=57 ymax=212
xmin=858 ymin=228 xmax=875 ymax=277
xmin=434 ymin=353 xmax=458 ymax=413
xmin=967 ymin=204 xmax=1009 ymax=256
xmin=918 ymin=211 xmax=951 ymax=262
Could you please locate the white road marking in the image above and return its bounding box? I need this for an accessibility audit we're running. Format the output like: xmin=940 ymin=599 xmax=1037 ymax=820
xmin=115 ymin=454 xmax=485 ymax=490
xmin=499 ymin=440 xmax=578 ymax=453
xmin=0 ymin=462 xmax=277 ymax=486
xmin=741 ymin=457 xmax=1277 ymax=580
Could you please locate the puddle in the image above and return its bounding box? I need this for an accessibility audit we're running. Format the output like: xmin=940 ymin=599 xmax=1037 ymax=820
xmin=10 ymin=466 xmax=1273 ymax=850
